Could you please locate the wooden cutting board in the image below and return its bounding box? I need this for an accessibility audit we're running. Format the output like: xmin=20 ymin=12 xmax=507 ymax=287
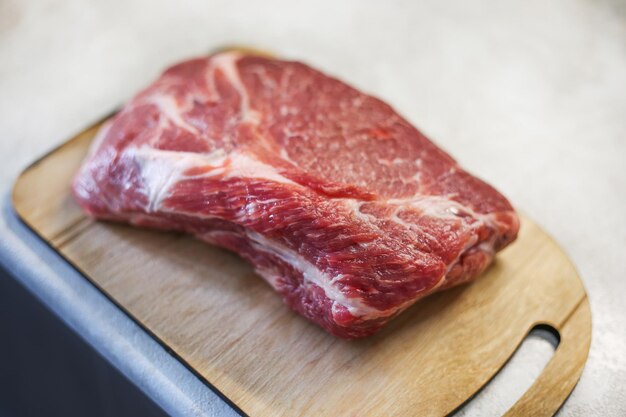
xmin=12 ymin=118 xmax=591 ymax=416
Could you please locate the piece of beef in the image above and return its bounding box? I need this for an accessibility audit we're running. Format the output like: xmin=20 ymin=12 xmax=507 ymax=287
xmin=73 ymin=52 xmax=519 ymax=338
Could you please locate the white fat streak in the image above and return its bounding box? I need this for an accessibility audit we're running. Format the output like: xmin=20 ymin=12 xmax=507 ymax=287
xmin=127 ymin=146 xmax=226 ymax=212
xmin=343 ymin=195 xmax=486 ymax=233
xmin=385 ymin=195 xmax=501 ymax=246
xmin=390 ymin=207 xmax=414 ymax=229
xmin=210 ymin=52 xmax=261 ymax=124
xmin=384 ymin=195 xmax=501 ymax=282
xmin=224 ymin=153 xmax=296 ymax=184
xmin=128 ymin=146 xmax=296 ymax=212
xmin=476 ymin=240 xmax=496 ymax=256
xmin=279 ymin=148 xmax=297 ymax=165
xmin=341 ymin=199 xmax=377 ymax=225
xmin=145 ymin=94 xmax=199 ymax=134
xmin=246 ymin=231 xmax=399 ymax=320
xmin=200 ymin=230 xmax=282 ymax=289
xmin=344 ymin=194 xmax=500 ymax=284
xmin=387 ymin=195 xmax=492 ymax=224
xmin=445 ymin=234 xmax=479 ymax=275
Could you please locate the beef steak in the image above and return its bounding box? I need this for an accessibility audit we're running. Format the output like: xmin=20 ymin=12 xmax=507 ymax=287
xmin=73 ymin=52 xmax=519 ymax=338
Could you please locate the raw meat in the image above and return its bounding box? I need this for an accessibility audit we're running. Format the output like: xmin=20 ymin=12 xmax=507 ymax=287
xmin=73 ymin=51 xmax=519 ymax=339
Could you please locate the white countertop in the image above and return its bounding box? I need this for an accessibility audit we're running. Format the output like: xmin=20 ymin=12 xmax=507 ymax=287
xmin=1 ymin=0 xmax=625 ymax=415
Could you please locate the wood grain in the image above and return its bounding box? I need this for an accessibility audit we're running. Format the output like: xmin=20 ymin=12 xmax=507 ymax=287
xmin=12 ymin=118 xmax=591 ymax=417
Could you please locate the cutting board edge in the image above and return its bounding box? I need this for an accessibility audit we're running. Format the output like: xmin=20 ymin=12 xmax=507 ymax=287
xmin=9 ymin=118 xmax=251 ymax=417
xmin=11 ymin=112 xmax=592 ymax=417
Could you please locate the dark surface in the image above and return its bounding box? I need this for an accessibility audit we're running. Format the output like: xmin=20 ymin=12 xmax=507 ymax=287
xmin=0 ymin=266 xmax=170 ymax=417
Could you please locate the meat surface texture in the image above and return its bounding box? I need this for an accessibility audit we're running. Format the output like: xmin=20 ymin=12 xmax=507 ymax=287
xmin=73 ymin=52 xmax=519 ymax=339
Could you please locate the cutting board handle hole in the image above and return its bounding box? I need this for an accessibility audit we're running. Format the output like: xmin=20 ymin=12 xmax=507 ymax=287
xmin=452 ymin=324 xmax=559 ymax=416
xmin=531 ymin=323 xmax=560 ymax=348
